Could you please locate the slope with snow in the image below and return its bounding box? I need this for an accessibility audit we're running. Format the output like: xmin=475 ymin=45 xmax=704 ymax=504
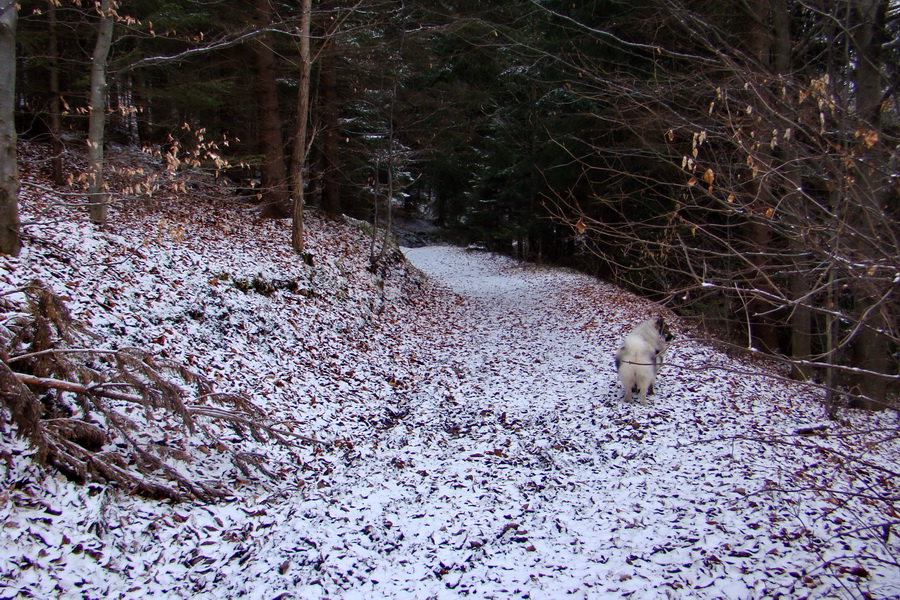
xmin=0 ymin=144 xmax=897 ymax=599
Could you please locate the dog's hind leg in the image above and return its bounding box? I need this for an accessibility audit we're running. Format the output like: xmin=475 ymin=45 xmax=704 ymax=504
xmin=638 ymin=386 xmax=649 ymax=406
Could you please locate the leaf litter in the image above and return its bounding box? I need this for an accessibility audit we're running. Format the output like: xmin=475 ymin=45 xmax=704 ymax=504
xmin=0 ymin=142 xmax=897 ymax=599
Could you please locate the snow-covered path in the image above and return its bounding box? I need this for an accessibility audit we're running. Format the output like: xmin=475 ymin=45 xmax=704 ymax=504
xmin=320 ymin=245 xmax=895 ymax=600
xmin=403 ymin=246 xmax=621 ymax=417
xmin=3 ymin=143 xmax=896 ymax=600
xmin=2 ymin=232 xmax=897 ymax=600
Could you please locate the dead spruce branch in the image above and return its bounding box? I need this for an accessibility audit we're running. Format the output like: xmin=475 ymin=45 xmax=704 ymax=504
xmin=0 ymin=280 xmax=321 ymax=502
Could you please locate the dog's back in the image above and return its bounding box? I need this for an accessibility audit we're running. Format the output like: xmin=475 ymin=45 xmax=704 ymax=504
xmin=614 ymin=318 xmax=672 ymax=405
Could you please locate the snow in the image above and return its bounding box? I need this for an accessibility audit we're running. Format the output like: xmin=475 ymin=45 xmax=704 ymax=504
xmin=0 ymin=144 xmax=898 ymax=599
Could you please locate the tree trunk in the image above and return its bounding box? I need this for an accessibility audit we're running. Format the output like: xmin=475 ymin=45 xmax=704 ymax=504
xmin=743 ymin=0 xmax=781 ymax=354
xmin=788 ymin=189 xmax=813 ymax=381
xmin=376 ymin=73 xmax=401 ymax=265
xmin=48 ymin=1 xmax=64 ymax=186
xmin=87 ymin=0 xmax=114 ymax=225
xmin=848 ymin=0 xmax=890 ymax=408
xmin=320 ymin=50 xmax=341 ymax=217
xmin=771 ymin=0 xmax=813 ymax=379
xmin=252 ymin=0 xmax=291 ymax=219
xmin=291 ymin=0 xmax=312 ymax=254
xmin=850 ymin=0 xmax=887 ymax=128
xmin=0 ymin=0 xmax=19 ymax=256
xmin=377 ymin=140 xmax=394 ymax=263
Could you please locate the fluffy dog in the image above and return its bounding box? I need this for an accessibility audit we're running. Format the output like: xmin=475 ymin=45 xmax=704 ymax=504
xmin=614 ymin=317 xmax=673 ymax=405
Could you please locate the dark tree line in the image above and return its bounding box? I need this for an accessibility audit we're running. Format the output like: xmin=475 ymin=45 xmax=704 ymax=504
xmin=1 ymin=0 xmax=897 ymax=409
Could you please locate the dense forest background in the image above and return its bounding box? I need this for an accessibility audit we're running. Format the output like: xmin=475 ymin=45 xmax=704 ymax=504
xmin=2 ymin=0 xmax=898 ymax=409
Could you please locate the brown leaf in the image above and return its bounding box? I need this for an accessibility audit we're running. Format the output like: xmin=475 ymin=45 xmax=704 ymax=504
xmin=863 ymin=130 xmax=878 ymax=148
xmin=848 ymin=566 xmax=870 ymax=578
xmin=575 ymin=217 xmax=586 ymax=235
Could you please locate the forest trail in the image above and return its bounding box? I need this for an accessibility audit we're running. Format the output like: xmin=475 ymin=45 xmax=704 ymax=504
xmin=402 ymin=245 xmax=624 ymax=417
xmin=2 ymin=158 xmax=896 ymax=599
xmin=355 ymin=245 xmax=897 ymax=600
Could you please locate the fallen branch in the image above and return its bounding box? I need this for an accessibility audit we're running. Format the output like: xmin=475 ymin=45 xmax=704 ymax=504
xmin=187 ymin=405 xmax=327 ymax=446
xmin=6 ymin=348 xmax=120 ymax=364
xmin=794 ymin=424 xmax=829 ymax=436
xmin=14 ymin=370 xmax=326 ymax=442
xmin=12 ymin=371 xmax=146 ymax=403
xmin=1 ymin=278 xmax=327 ymax=502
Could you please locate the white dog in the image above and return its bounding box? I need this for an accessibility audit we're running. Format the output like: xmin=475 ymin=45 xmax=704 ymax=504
xmin=614 ymin=317 xmax=673 ymax=405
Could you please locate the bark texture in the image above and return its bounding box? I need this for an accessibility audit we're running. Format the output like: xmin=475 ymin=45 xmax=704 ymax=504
xmin=0 ymin=0 xmax=19 ymax=255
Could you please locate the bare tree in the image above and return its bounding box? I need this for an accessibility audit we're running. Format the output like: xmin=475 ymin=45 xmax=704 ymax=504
xmin=86 ymin=0 xmax=115 ymax=225
xmin=539 ymin=0 xmax=899 ymax=410
xmin=291 ymin=0 xmax=313 ymax=254
xmin=0 ymin=0 xmax=18 ymax=256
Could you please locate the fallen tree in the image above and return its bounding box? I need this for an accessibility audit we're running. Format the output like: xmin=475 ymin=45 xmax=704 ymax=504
xmin=0 ymin=279 xmax=324 ymax=502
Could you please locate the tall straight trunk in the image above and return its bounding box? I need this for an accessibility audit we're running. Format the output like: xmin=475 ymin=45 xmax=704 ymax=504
xmin=771 ymin=0 xmax=813 ymax=378
xmin=0 ymin=0 xmax=19 ymax=256
xmin=252 ymin=0 xmax=291 ymax=218
xmin=848 ymin=0 xmax=890 ymax=408
xmin=746 ymin=223 xmax=779 ymax=353
xmin=376 ymin=75 xmax=401 ymax=264
xmin=291 ymin=0 xmax=312 ymax=254
xmin=118 ymin=74 xmax=138 ymax=145
xmin=851 ymin=0 xmax=887 ymax=128
xmin=743 ymin=0 xmax=780 ymax=354
xmin=87 ymin=0 xmax=114 ymax=225
xmin=376 ymin=140 xmax=394 ymax=263
xmin=48 ymin=1 xmax=64 ymax=186
xmin=320 ymin=50 xmax=341 ymax=216
xmin=787 ymin=184 xmax=812 ymax=380
xmin=771 ymin=0 xmax=791 ymax=75
xmin=133 ymin=69 xmax=151 ymax=142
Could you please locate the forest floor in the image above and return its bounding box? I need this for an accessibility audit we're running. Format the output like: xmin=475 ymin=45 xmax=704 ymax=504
xmin=0 ymin=142 xmax=898 ymax=599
